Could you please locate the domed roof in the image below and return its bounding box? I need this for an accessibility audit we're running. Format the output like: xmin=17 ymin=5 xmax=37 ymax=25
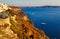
xmin=0 ymin=13 xmax=8 ymax=19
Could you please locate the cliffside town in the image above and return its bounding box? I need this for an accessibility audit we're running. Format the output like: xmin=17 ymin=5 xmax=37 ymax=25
xmin=0 ymin=3 xmax=49 ymax=39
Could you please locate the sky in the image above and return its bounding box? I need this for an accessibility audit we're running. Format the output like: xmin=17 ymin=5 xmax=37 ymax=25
xmin=0 ymin=0 xmax=60 ymax=6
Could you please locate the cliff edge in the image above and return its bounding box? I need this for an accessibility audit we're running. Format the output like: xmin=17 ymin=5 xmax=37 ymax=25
xmin=0 ymin=3 xmax=49 ymax=39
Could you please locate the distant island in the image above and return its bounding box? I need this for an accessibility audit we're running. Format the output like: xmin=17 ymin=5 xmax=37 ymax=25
xmin=21 ymin=6 xmax=60 ymax=8
xmin=39 ymin=6 xmax=60 ymax=8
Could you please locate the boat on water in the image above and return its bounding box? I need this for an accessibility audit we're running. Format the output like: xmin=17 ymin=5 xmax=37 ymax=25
xmin=41 ymin=22 xmax=46 ymax=26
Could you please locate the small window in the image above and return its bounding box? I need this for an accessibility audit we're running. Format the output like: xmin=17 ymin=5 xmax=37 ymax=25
xmin=29 ymin=35 xmax=34 ymax=39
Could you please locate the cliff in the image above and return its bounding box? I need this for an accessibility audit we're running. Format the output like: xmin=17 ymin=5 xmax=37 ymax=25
xmin=0 ymin=3 xmax=49 ymax=39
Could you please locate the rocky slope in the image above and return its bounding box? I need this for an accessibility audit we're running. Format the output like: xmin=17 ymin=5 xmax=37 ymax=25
xmin=0 ymin=3 xmax=49 ymax=39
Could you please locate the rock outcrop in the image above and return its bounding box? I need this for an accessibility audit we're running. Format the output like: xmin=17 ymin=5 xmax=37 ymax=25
xmin=0 ymin=3 xmax=49 ymax=39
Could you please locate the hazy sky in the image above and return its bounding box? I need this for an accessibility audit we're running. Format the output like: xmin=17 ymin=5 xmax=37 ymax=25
xmin=0 ymin=0 xmax=60 ymax=6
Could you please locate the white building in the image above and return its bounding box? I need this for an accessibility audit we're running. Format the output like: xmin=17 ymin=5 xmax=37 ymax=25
xmin=0 ymin=3 xmax=11 ymax=12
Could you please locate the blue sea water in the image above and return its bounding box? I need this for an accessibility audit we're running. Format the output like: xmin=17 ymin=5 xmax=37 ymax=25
xmin=22 ymin=7 xmax=60 ymax=39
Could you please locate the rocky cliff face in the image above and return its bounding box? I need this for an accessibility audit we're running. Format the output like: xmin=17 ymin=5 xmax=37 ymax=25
xmin=0 ymin=3 xmax=49 ymax=39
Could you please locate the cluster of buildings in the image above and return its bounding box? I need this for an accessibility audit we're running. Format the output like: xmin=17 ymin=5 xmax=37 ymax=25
xmin=0 ymin=3 xmax=11 ymax=12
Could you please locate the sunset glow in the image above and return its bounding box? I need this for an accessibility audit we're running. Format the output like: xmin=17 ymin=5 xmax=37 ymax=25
xmin=0 ymin=0 xmax=60 ymax=6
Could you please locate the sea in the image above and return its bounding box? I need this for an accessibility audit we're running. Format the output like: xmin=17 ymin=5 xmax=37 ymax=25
xmin=22 ymin=7 xmax=60 ymax=39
